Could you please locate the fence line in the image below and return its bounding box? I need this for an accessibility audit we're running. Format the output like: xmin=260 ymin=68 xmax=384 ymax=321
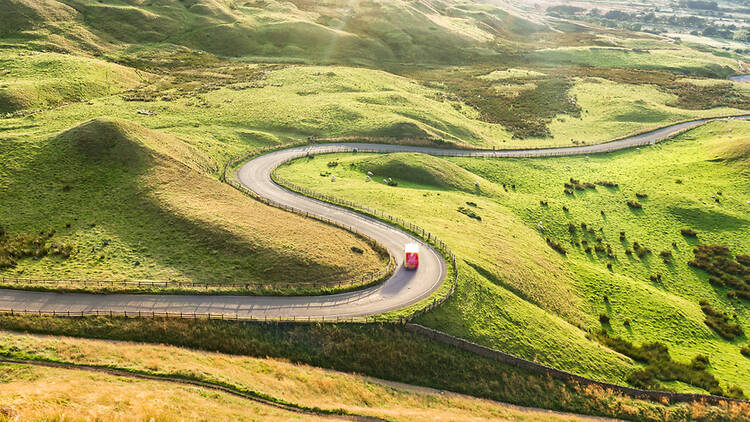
xmin=0 ymin=308 xmax=391 ymax=324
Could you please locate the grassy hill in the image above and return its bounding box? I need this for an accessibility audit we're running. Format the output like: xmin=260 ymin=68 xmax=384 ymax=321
xmin=276 ymin=120 xmax=750 ymax=396
xmin=0 ymin=117 xmax=385 ymax=291
xmin=0 ymin=329 xmax=605 ymax=422
xmin=2 ymin=0 xmax=750 ymax=417
xmin=2 ymin=319 xmax=748 ymax=421
xmin=0 ymin=0 xmax=546 ymax=65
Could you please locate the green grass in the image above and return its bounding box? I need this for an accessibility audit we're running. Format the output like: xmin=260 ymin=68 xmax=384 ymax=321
xmin=1 ymin=316 xmax=748 ymax=422
xmin=0 ymin=50 xmax=144 ymax=114
xmin=525 ymin=46 xmax=740 ymax=77
xmin=0 ymin=117 xmax=385 ymax=290
xmin=276 ymin=120 xmax=750 ymax=394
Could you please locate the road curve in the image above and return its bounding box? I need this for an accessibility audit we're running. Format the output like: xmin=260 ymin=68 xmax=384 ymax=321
xmin=0 ymin=114 xmax=747 ymax=319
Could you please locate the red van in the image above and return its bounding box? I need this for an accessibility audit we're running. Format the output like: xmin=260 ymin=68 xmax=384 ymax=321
xmin=404 ymin=243 xmax=419 ymax=270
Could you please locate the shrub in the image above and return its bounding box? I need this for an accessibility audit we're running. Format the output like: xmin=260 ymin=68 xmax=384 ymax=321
xmin=681 ymin=228 xmax=698 ymax=237
xmin=633 ymin=242 xmax=651 ymax=258
xmin=0 ymin=229 xmax=72 ymax=269
xmin=635 ymin=192 xmax=648 ymax=198
xmin=350 ymin=246 xmax=364 ymax=254
xmin=540 ymin=200 xmax=548 ymax=206
xmin=599 ymin=314 xmax=610 ymax=324
xmin=457 ymin=206 xmax=481 ymax=221
xmin=386 ymin=179 xmax=398 ymax=187
xmin=568 ymin=223 xmax=576 ymax=234
xmin=626 ymin=200 xmax=642 ymax=209
xmin=465 ymin=201 xmax=477 ymax=207
xmin=564 ymin=188 xmax=573 ymax=195
xmin=691 ymin=354 xmax=710 ymax=370
xmin=546 ymin=238 xmax=567 ymax=255
xmin=595 ymin=331 xmax=725 ymax=396
xmin=327 ymin=161 xmax=339 ymax=167
xmin=595 ymin=180 xmax=619 ymax=187
xmin=700 ymin=301 xmax=744 ymax=340
xmin=689 ymin=244 xmax=750 ymax=301
xmin=741 ymin=345 xmax=750 ymax=358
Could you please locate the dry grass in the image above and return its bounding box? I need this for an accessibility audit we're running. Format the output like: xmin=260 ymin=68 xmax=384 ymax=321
xmin=0 ymin=364 xmax=325 ymax=422
xmin=0 ymin=331 xmax=598 ymax=422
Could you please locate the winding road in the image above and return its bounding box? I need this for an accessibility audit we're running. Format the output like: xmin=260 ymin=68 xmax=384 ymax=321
xmin=0 ymin=115 xmax=747 ymax=319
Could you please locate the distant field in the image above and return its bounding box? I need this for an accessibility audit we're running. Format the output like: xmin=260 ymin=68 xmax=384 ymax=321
xmin=276 ymin=120 xmax=750 ymax=394
xmin=525 ymin=46 xmax=740 ymax=76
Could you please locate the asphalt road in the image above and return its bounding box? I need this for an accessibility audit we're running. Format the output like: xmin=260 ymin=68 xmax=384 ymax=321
xmin=0 ymin=114 xmax=747 ymax=319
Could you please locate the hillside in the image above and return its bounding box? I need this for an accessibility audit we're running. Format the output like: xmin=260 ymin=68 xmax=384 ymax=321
xmin=1 ymin=0 xmax=750 ymax=419
xmin=0 ymin=117 xmax=385 ymax=291
xmin=0 ymin=330 xmax=603 ymax=422
xmin=276 ymin=120 xmax=750 ymax=397
xmin=0 ymin=0 xmax=547 ymax=65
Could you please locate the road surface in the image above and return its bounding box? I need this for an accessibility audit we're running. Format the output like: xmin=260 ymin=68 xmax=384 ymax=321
xmin=0 ymin=114 xmax=747 ymax=319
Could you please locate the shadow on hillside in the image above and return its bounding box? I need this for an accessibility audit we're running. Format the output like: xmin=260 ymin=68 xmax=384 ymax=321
xmin=1 ymin=127 xmax=359 ymax=285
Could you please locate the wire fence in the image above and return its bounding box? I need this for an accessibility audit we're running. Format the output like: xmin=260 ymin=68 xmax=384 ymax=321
xmin=0 ymin=260 xmax=393 ymax=292
xmin=0 ymin=308 xmax=397 ymax=324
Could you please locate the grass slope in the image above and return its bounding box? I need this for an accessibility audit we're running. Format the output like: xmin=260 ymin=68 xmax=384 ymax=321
xmin=0 ymin=330 xmax=598 ymax=422
xmin=0 ymin=117 xmax=384 ymax=289
xmin=0 ymin=364 xmax=316 ymax=421
xmin=0 ymin=49 xmax=144 ymax=114
xmin=1 ymin=318 xmax=748 ymax=422
xmin=276 ymin=121 xmax=750 ymax=394
xmin=0 ymin=0 xmax=545 ymax=65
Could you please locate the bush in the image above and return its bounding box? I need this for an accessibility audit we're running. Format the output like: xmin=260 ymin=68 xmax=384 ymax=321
xmin=700 ymin=301 xmax=744 ymax=340
xmin=626 ymin=200 xmax=642 ymax=209
xmin=327 ymin=161 xmax=339 ymax=168
xmin=350 ymin=246 xmax=364 ymax=254
xmin=691 ymin=354 xmax=710 ymax=370
xmin=741 ymin=345 xmax=750 ymax=358
xmin=0 ymin=229 xmax=72 ymax=269
xmin=681 ymin=228 xmax=698 ymax=237
xmin=599 ymin=314 xmax=610 ymax=324
xmin=635 ymin=192 xmax=648 ymax=198
xmin=568 ymin=223 xmax=576 ymax=234
xmin=595 ymin=180 xmax=619 ymax=187
xmin=595 ymin=330 xmax=725 ymax=396
xmin=457 ymin=206 xmax=481 ymax=221
xmin=546 ymin=238 xmax=567 ymax=255
xmin=689 ymin=244 xmax=750 ymax=301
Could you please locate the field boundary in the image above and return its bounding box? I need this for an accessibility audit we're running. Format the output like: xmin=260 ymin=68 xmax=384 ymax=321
xmin=0 ymin=357 xmax=384 ymax=421
xmin=405 ymin=323 xmax=749 ymax=405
